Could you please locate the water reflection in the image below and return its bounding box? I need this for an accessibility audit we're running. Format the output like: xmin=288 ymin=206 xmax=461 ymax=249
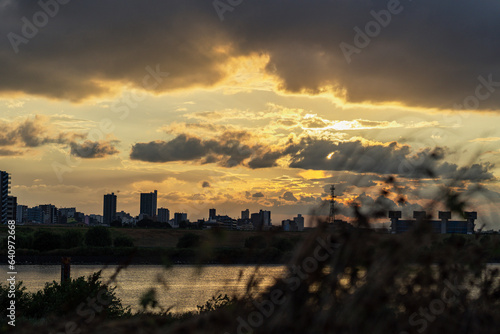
xmin=13 ymin=265 xmax=286 ymax=313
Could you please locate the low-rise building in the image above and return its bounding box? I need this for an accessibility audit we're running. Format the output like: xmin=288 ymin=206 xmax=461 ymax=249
xmin=389 ymin=211 xmax=476 ymax=234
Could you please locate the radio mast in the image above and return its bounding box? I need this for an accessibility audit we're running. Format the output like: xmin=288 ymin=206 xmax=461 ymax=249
xmin=329 ymin=185 xmax=336 ymax=223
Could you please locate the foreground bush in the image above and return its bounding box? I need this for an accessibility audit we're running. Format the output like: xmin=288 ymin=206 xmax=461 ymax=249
xmin=0 ymin=271 xmax=129 ymax=321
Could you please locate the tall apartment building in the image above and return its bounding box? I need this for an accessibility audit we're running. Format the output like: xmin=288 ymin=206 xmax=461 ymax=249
xmin=39 ymin=204 xmax=58 ymax=224
xmin=140 ymin=190 xmax=157 ymax=218
xmin=27 ymin=206 xmax=44 ymax=224
xmin=1 ymin=170 xmax=11 ymax=223
xmin=59 ymin=207 xmax=77 ymax=218
xmin=16 ymin=205 xmax=27 ymax=224
xmin=251 ymin=210 xmax=272 ymax=230
xmin=7 ymin=196 xmax=16 ymax=222
xmin=103 ymin=192 xmax=117 ymax=225
xmin=174 ymin=212 xmax=187 ymax=225
xmin=158 ymin=208 xmax=170 ymax=223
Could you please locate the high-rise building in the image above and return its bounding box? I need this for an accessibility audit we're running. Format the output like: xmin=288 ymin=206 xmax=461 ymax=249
xmin=293 ymin=213 xmax=304 ymax=232
xmin=251 ymin=210 xmax=272 ymax=230
xmin=251 ymin=212 xmax=262 ymax=230
xmin=1 ymin=170 xmax=11 ymax=223
xmin=241 ymin=209 xmax=250 ymax=220
xmin=174 ymin=212 xmax=187 ymax=225
xmin=261 ymin=210 xmax=271 ymax=227
xmin=39 ymin=204 xmax=58 ymax=224
xmin=282 ymin=215 xmax=304 ymax=232
xmin=59 ymin=207 xmax=77 ymax=218
xmin=16 ymin=205 xmax=27 ymax=224
xmin=140 ymin=190 xmax=157 ymax=218
xmin=294 ymin=214 xmax=304 ymax=231
xmin=27 ymin=206 xmax=44 ymax=224
xmin=7 ymin=196 xmax=17 ymax=222
xmin=158 ymin=208 xmax=170 ymax=223
xmin=209 ymin=208 xmax=216 ymax=220
xmin=103 ymin=193 xmax=117 ymax=225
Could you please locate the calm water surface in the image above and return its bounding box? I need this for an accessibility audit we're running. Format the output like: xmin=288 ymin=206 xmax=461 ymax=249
xmin=11 ymin=265 xmax=287 ymax=313
xmin=12 ymin=264 xmax=498 ymax=313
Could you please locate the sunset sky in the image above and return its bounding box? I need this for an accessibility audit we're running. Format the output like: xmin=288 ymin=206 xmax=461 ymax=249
xmin=1 ymin=0 xmax=500 ymax=227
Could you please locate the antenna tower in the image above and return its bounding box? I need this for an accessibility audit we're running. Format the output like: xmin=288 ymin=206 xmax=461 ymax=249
xmin=329 ymin=185 xmax=336 ymax=223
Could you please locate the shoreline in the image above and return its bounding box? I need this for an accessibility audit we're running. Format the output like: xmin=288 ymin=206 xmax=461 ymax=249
xmin=0 ymin=254 xmax=288 ymax=266
xmin=4 ymin=255 xmax=500 ymax=266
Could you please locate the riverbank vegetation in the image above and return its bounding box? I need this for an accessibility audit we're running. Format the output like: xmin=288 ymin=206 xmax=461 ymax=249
xmin=2 ymin=225 xmax=500 ymax=265
xmin=0 ymin=227 xmax=303 ymax=264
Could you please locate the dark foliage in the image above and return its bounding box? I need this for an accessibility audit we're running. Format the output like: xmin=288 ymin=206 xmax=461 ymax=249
xmin=177 ymin=233 xmax=202 ymax=248
xmin=61 ymin=229 xmax=84 ymax=249
xmin=244 ymin=235 xmax=267 ymax=249
xmin=32 ymin=230 xmax=61 ymax=251
xmin=110 ymin=220 xmax=122 ymax=227
xmin=136 ymin=218 xmax=171 ymax=228
xmin=271 ymin=237 xmax=295 ymax=252
xmin=113 ymin=235 xmax=134 ymax=247
xmin=85 ymin=226 xmax=112 ymax=247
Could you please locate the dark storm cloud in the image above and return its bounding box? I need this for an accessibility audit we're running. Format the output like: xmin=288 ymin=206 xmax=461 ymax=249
xmin=286 ymin=138 xmax=495 ymax=181
xmin=282 ymin=191 xmax=298 ymax=202
xmin=455 ymin=164 xmax=495 ymax=181
xmin=247 ymin=151 xmax=283 ymax=169
xmin=252 ymin=192 xmax=265 ymax=198
xmin=0 ymin=116 xmax=83 ymax=148
xmin=0 ymin=1 xmax=230 ymax=101
xmin=1 ymin=1 xmax=500 ymax=110
xmin=202 ymin=181 xmax=211 ymax=188
xmin=130 ymin=133 xmax=263 ymax=168
xmin=131 ymin=132 xmax=494 ymax=181
xmin=0 ymin=116 xmax=120 ymax=159
xmin=286 ymin=138 xmax=411 ymax=174
xmin=0 ymin=148 xmax=21 ymax=156
xmin=70 ymin=140 xmax=119 ymax=159
xmin=130 ymin=135 xmax=209 ymax=163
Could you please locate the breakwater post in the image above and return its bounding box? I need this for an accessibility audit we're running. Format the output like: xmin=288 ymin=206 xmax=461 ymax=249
xmin=61 ymin=257 xmax=71 ymax=283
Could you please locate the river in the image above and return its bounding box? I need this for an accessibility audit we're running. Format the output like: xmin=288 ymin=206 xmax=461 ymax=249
xmin=8 ymin=264 xmax=287 ymax=313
